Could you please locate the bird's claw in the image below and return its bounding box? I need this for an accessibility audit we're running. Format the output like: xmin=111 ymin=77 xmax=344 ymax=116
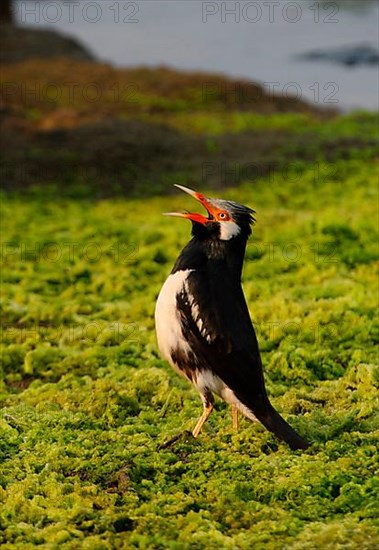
xmin=157 ymin=430 xmax=193 ymax=450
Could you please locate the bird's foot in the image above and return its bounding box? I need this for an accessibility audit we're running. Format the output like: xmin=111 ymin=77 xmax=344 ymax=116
xmin=157 ymin=430 xmax=193 ymax=450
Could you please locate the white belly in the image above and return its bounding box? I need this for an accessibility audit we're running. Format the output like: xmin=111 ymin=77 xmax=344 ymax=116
xmin=155 ymin=269 xmax=192 ymax=368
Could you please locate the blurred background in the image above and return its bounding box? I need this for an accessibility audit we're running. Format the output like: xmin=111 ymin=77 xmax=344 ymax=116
xmin=5 ymin=0 xmax=379 ymax=109
xmin=1 ymin=0 xmax=378 ymax=196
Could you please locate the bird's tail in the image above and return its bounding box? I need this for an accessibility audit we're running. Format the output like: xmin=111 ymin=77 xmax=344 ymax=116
xmin=251 ymin=398 xmax=309 ymax=450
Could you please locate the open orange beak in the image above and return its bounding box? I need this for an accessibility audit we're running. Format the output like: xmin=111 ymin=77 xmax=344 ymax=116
xmin=163 ymin=184 xmax=214 ymax=224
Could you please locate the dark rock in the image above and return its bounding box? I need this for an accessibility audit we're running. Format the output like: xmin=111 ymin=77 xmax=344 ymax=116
xmin=0 ymin=24 xmax=94 ymax=63
xmin=297 ymin=44 xmax=379 ymax=67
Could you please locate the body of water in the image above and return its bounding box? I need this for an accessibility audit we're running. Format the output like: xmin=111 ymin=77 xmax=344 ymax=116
xmin=14 ymin=0 xmax=379 ymax=111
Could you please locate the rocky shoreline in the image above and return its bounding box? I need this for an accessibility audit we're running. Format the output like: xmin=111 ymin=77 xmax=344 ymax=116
xmin=3 ymin=25 xmax=375 ymax=198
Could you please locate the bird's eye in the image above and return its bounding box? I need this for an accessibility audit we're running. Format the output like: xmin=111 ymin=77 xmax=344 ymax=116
xmin=218 ymin=212 xmax=227 ymax=220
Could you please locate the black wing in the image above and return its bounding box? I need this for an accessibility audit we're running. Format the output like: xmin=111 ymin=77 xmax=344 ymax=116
xmin=176 ymin=264 xmax=308 ymax=450
xmin=177 ymin=264 xmax=266 ymax=402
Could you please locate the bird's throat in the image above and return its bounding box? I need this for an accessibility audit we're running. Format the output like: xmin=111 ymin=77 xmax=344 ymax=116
xmin=172 ymin=235 xmax=248 ymax=281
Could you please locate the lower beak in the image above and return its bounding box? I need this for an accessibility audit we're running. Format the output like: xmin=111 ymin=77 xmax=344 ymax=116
xmin=162 ymin=184 xmax=212 ymax=224
xmin=163 ymin=212 xmax=188 ymax=219
xmin=163 ymin=211 xmax=208 ymax=224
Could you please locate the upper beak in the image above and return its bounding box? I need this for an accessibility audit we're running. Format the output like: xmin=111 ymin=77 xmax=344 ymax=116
xmin=163 ymin=184 xmax=212 ymax=224
xmin=173 ymin=184 xmax=205 ymax=201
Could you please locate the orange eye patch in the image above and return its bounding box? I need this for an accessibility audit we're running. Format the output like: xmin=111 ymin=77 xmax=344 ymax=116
xmin=216 ymin=211 xmax=231 ymax=221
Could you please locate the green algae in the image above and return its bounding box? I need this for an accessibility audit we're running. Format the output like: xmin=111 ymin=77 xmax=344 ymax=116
xmin=1 ymin=120 xmax=379 ymax=548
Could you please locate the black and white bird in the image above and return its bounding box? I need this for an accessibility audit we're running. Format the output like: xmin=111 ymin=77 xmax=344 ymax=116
xmin=155 ymin=185 xmax=308 ymax=450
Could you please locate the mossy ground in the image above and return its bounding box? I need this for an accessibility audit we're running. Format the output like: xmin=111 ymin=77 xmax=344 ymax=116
xmin=1 ymin=60 xmax=379 ymax=549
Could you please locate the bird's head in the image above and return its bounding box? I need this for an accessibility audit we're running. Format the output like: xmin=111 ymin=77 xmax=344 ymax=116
xmin=164 ymin=185 xmax=255 ymax=241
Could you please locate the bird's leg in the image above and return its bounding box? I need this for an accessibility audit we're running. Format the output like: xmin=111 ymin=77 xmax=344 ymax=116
xmin=192 ymin=393 xmax=214 ymax=438
xmin=192 ymin=403 xmax=213 ymax=438
xmin=232 ymin=404 xmax=239 ymax=431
